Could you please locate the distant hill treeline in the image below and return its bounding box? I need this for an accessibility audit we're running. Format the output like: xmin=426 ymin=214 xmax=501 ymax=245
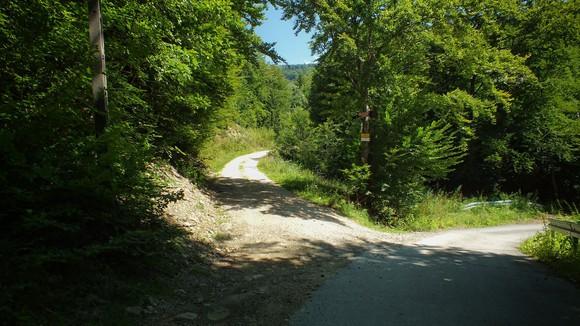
xmin=278 ymin=64 xmax=315 ymax=81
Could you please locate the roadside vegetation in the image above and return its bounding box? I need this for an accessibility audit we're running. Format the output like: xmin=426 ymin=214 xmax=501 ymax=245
xmin=403 ymin=193 xmax=541 ymax=231
xmin=259 ymin=155 xmax=389 ymax=232
xmin=260 ymin=154 xmax=541 ymax=231
xmin=201 ymin=127 xmax=274 ymax=173
xmin=264 ymin=0 xmax=579 ymax=282
xmin=521 ymin=215 xmax=580 ymax=282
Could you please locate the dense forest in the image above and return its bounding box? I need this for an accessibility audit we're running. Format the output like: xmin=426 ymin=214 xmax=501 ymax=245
xmin=275 ymin=0 xmax=580 ymax=220
xmin=279 ymin=63 xmax=315 ymax=80
xmin=0 ymin=0 xmax=578 ymax=323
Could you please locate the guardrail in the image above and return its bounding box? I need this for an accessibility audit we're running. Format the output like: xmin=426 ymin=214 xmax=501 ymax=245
xmin=461 ymin=200 xmax=540 ymax=210
xmin=462 ymin=200 xmax=513 ymax=210
xmin=547 ymin=218 xmax=580 ymax=253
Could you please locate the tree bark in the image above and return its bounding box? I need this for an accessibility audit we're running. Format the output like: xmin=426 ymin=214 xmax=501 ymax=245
xmin=88 ymin=0 xmax=109 ymax=137
xmin=361 ymin=101 xmax=371 ymax=164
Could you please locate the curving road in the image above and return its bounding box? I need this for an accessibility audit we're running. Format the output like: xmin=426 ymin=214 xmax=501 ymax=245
xmin=217 ymin=152 xmax=580 ymax=326
xmin=290 ymin=223 xmax=580 ymax=326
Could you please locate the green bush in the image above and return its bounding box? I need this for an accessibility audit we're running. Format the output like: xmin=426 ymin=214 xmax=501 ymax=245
xmin=522 ymin=220 xmax=580 ymax=282
xmin=275 ymin=106 xmax=466 ymax=223
xmin=0 ymin=125 xmax=184 ymax=323
xmin=341 ymin=163 xmax=371 ymax=204
xmin=277 ymin=108 xmax=357 ymax=177
xmin=276 ymin=107 xmax=314 ymax=163
xmin=366 ymin=122 xmax=465 ymax=222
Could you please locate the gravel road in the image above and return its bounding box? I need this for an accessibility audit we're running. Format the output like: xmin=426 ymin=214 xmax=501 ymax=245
xmin=217 ymin=151 xmax=421 ymax=253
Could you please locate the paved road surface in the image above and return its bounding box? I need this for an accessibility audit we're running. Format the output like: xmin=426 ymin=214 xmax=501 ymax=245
xmin=290 ymin=224 xmax=580 ymax=326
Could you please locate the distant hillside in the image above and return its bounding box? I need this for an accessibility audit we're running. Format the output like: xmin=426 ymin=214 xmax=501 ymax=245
xmin=278 ymin=64 xmax=315 ymax=81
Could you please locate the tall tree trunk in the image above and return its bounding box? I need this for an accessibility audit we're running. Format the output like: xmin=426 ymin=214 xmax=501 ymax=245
xmin=360 ymin=98 xmax=371 ymax=164
xmin=88 ymin=0 xmax=109 ymax=136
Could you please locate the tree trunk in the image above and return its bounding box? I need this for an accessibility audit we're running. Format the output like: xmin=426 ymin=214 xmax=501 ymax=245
xmin=88 ymin=0 xmax=109 ymax=136
xmin=360 ymin=101 xmax=371 ymax=164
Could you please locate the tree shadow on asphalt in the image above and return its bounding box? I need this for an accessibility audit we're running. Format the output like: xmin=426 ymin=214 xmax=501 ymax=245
xmin=210 ymin=176 xmax=348 ymax=226
xmin=285 ymin=240 xmax=580 ymax=326
xmin=143 ymin=234 xmax=580 ymax=326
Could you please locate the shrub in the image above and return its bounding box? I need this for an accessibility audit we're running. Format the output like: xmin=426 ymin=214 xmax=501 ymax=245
xmin=341 ymin=163 xmax=371 ymax=204
xmin=0 ymin=125 xmax=184 ymax=323
xmin=277 ymin=108 xmax=357 ymax=177
xmin=522 ymin=220 xmax=580 ymax=282
xmin=371 ymin=122 xmax=465 ymax=222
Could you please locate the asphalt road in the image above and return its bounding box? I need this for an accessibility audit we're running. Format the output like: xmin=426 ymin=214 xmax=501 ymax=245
xmin=290 ymin=224 xmax=580 ymax=326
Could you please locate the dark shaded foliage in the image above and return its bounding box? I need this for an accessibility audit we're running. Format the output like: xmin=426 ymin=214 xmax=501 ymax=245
xmin=0 ymin=0 xmax=275 ymax=322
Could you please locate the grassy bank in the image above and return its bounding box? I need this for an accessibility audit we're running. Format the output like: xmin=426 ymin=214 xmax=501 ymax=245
xmin=258 ymin=154 xmax=541 ymax=232
xmin=401 ymin=193 xmax=540 ymax=231
xmin=521 ymin=215 xmax=580 ymax=283
xmin=200 ymin=127 xmax=274 ymax=173
xmin=258 ymin=155 xmax=390 ymax=232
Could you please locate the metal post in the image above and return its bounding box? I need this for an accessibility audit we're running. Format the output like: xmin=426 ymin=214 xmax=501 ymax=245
xmin=88 ymin=0 xmax=109 ymax=136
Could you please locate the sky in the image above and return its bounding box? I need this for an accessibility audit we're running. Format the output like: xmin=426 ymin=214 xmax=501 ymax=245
xmin=255 ymin=6 xmax=317 ymax=65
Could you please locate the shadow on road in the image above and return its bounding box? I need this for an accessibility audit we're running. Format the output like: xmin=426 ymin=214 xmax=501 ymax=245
xmin=289 ymin=241 xmax=580 ymax=326
xmin=211 ymin=176 xmax=348 ymax=226
xmin=143 ymin=229 xmax=579 ymax=326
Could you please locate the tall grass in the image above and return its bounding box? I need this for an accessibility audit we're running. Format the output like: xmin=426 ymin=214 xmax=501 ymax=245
xmin=258 ymin=154 xmax=542 ymax=232
xmin=521 ymin=215 xmax=580 ymax=282
xmin=200 ymin=126 xmax=274 ymax=173
xmin=401 ymin=192 xmax=541 ymax=231
xmin=258 ymin=155 xmax=391 ymax=232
